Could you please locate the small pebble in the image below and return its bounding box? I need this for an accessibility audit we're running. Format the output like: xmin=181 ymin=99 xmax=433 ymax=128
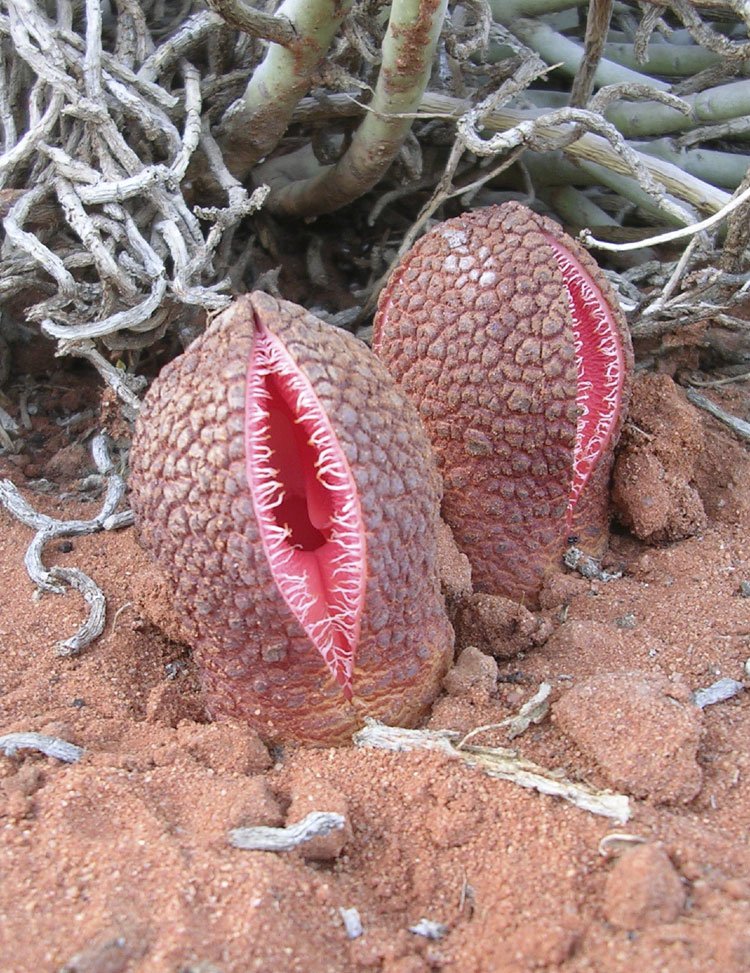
xmin=339 ymin=907 xmax=363 ymax=940
xmin=408 ymin=919 xmax=447 ymax=940
xmin=442 ymin=645 xmax=498 ymax=696
xmin=614 ymin=612 xmax=637 ymax=630
xmin=693 ymin=678 xmax=744 ymax=710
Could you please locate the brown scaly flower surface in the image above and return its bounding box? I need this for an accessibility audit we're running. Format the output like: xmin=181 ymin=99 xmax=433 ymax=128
xmin=129 ymin=292 xmax=453 ymax=744
xmin=374 ymin=202 xmax=633 ymax=604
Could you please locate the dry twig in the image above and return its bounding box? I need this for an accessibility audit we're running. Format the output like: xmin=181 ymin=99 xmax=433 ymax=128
xmin=0 ymin=434 xmax=129 ymax=655
xmin=230 ymin=811 xmax=347 ymax=852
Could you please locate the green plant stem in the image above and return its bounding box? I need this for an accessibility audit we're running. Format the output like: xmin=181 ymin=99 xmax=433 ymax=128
xmin=516 ymin=83 xmax=750 ymax=139
xmin=490 ymin=0 xmax=582 ymax=22
xmin=604 ymin=40 xmax=722 ymax=75
xmin=633 ymin=138 xmax=749 ymax=189
xmin=604 ymin=78 xmax=750 ymax=136
xmin=517 ymin=150 xmax=590 ymax=187
xmin=521 ymin=150 xmax=687 ymax=226
xmin=290 ymin=90 xmax=731 ymax=215
xmin=415 ymin=93 xmax=731 ymax=214
xmin=562 ymin=156 xmax=692 ymax=224
xmin=260 ymin=0 xmax=449 ymax=217
xmin=541 ymin=185 xmax=658 ymax=264
xmin=217 ymin=0 xmax=354 ymax=179
xmin=545 ymin=184 xmax=625 ymax=228
xmin=509 ymin=18 xmax=670 ymax=90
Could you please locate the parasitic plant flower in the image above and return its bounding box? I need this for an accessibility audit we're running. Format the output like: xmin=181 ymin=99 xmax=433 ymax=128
xmin=130 ymin=292 xmax=453 ymax=744
xmin=373 ymin=202 xmax=633 ymax=604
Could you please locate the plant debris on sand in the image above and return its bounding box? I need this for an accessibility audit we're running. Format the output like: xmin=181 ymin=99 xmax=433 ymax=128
xmin=0 ymin=356 xmax=749 ymax=972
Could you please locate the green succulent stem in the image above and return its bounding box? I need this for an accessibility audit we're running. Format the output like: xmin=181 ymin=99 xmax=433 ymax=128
xmin=259 ymin=0 xmax=450 ymax=217
xmin=604 ymin=78 xmax=750 ymax=136
xmin=633 ymin=139 xmax=750 ymax=189
xmin=490 ymin=0 xmax=583 ymax=22
xmin=540 ymin=185 xmax=659 ymax=264
xmin=604 ymin=40 xmax=722 ymax=75
xmin=419 ymin=91 xmax=732 ymax=215
xmin=509 ymin=19 xmax=670 ymax=90
xmin=217 ymin=0 xmax=354 ymax=179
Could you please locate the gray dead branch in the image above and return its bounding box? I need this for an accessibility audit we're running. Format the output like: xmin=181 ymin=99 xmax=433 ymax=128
xmin=229 ymin=811 xmax=347 ymax=852
xmin=0 ymin=433 xmax=130 ymax=655
xmin=685 ymin=388 xmax=750 ymax=441
xmin=0 ymin=731 xmax=84 ymax=762
xmin=354 ymin=720 xmax=631 ymax=823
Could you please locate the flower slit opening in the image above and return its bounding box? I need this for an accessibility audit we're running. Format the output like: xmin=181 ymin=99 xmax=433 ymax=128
xmin=245 ymin=322 xmax=366 ymax=699
xmin=545 ymin=235 xmax=627 ymax=520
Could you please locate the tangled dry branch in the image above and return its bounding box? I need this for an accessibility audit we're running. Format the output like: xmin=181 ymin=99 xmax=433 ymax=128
xmin=0 ymin=0 xmax=748 ymax=394
xmin=1 ymin=0 xmax=749 ymax=659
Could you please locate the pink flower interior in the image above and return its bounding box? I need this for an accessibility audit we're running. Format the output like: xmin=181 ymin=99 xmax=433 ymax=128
xmin=545 ymin=235 xmax=627 ymax=523
xmin=245 ymin=317 xmax=365 ymax=699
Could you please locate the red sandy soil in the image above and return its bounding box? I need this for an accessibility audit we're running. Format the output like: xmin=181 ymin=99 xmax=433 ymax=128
xmin=1 ymin=351 xmax=749 ymax=973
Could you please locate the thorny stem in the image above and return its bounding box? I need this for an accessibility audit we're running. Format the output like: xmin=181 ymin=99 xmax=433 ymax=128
xmin=721 ymin=167 xmax=750 ymax=271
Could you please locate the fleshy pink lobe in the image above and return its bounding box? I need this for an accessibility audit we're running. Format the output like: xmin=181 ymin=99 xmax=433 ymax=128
xmin=245 ymin=315 xmax=365 ymax=699
xmin=544 ymin=235 xmax=627 ymax=525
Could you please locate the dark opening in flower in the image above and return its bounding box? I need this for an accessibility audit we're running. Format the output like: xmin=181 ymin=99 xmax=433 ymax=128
xmin=245 ymin=317 xmax=366 ymax=699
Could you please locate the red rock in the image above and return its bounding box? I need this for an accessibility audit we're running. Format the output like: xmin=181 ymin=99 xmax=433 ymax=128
xmin=44 ymin=443 xmax=92 ymax=480
xmin=456 ymin=593 xmax=551 ymax=659
xmin=603 ymin=844 xmax=685 ymax=929
xmin=553 ymin=670 xmax=703 ymax=803
xmin=227 ymin=778 xmax=284 ymax=829
xmin=442 ymin=646 xmax=498 ymax=696
xmin=612 ymin=374 xmax=708 ymax=542
xmin=176 ymin=721 xmax=272 ymax=775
